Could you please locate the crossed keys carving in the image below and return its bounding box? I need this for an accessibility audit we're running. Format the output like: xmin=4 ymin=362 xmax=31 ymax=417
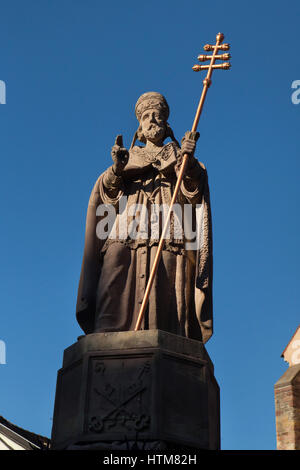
xmin=88 ymin=361 xmax=151 ymax=433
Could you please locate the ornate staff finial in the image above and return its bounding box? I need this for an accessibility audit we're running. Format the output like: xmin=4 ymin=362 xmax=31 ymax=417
xmin=193 ymin=33 xmax=231 ymax=74
xmin=134 ymin=33 xmax=231 ymax=332
xmin=189 ymin=32 xmax=231 ymax=131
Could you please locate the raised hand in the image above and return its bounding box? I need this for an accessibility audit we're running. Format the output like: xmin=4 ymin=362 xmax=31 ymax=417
xmin=111 ymin=135 xmax=129 ymax=176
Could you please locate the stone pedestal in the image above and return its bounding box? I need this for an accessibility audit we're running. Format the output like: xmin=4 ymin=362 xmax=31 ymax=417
xmin=274 ymin=364 xmax=300 ymax=450
xmin=51 ymin=330 xmax=220 ymax=450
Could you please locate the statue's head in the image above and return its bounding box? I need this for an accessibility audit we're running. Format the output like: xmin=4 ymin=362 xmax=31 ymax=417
xmin=135 ymin=92 xmax=169 ymax=122
xmin=134 ymin=92 xmax=170 ymax=145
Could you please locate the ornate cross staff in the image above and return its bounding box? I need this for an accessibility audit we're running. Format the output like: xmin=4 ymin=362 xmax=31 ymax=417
xmin=135 ymin=32 xmax=231 ymax=331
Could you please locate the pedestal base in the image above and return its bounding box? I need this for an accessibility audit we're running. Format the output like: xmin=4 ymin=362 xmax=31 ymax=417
xmin=51 ymin=330 xmax=220 ymax=450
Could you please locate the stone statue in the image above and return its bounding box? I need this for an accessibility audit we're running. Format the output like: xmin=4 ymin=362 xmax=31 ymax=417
xmin=76 ymin=92 xmax=213 ymax=343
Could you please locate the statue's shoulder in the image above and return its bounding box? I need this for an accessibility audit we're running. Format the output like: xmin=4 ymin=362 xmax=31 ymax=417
xmin=130 ymin=145 xmax=146 ymax=155
xmin=166 ymin=141 xmax=180 ymax=154
xmin=122 ymin=146 xmax=153 ymax=179
xmin=130 ymin=142 xmax=179 ymax=154
xmin=128 ymin=145 xmax=148 ymax=165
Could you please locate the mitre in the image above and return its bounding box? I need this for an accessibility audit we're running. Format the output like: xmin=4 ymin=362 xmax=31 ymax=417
xmin=135 ymin=92 xmax=169 ymax=122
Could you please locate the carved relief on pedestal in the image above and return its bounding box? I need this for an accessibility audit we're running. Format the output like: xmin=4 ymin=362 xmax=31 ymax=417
xmin=86 ymin=357 xmax=152 ymax=435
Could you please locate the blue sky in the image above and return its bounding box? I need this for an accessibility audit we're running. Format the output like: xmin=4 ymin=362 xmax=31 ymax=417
xmin=0 ymin=0 xmax=299 ymax=450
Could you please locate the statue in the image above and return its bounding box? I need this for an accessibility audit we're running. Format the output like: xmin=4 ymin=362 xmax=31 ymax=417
xmin=52 ymin=35 xmax=230 ymax=450
xmin=76 ymin=92 xmax=213 ymax=343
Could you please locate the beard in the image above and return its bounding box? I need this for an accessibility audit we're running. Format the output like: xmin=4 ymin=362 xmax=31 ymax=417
xmin=143 ymin=124 xmax=165 ymax=143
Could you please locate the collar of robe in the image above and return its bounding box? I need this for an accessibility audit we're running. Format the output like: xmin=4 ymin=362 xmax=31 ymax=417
xmin=121 ymin=142 xmax=180 ymax=180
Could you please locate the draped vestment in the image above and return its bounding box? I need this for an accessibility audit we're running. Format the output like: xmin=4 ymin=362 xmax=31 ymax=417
xmin=76 ymin=142 xmax=213 ymax=343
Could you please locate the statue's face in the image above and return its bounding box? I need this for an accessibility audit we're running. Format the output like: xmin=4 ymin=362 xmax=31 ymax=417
xmin=140 ymin=107 xmax=166 ymax=144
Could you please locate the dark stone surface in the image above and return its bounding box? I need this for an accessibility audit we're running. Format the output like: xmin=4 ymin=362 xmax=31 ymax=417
xmin=51 ymin=330 xmax=220 ymax=450
xmin=274 ymin=363 xmax=300 ymax=388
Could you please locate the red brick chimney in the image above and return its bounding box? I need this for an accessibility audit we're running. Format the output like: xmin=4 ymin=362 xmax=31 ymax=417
xmin=274 ymin=326 xmax=300 ymax=450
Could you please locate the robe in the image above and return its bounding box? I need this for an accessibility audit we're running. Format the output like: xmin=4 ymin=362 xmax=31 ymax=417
xmin=76 ymin=142 xmax=213 ymax=343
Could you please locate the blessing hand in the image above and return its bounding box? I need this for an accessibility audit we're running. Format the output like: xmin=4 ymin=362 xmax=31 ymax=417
xmin=111 ymin=135 xmax=129 ymax=176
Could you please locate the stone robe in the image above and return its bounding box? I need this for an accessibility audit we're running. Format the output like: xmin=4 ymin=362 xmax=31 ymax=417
xmin=76 ymin=142 xmax=213 ymax=343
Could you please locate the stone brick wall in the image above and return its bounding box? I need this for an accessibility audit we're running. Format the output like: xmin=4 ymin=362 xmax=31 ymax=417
xmin=274 ymin=364 xmax=300 ymax=450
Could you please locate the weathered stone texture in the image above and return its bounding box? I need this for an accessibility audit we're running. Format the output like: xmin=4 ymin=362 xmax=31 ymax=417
xmin=274 ymin=364 xmax=300 ymax=450
xmin=51 ymin=330 xmax=220 ymax=450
